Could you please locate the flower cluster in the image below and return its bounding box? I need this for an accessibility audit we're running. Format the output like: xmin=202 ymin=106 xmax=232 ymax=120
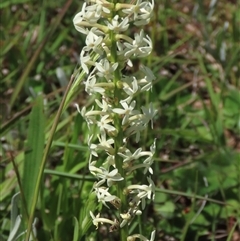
xmin=73 ymin=0 xmax=156 ymax=240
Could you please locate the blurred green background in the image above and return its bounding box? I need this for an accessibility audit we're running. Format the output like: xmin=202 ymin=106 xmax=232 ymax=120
xmin=1 ymin=0 xmax=239 ymax=240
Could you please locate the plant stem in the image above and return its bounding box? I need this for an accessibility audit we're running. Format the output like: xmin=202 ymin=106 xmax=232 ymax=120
xmin=109 ymin=21 xmax=129 ymax=241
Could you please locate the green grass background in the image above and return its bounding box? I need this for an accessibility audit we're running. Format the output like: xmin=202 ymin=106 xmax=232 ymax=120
xmin=0 ymin=0 xmax=239 ymax=240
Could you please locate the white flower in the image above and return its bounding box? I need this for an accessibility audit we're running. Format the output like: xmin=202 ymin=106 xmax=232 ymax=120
xmin=125 ymin=121 xmax=146 ymax=142
xmin=80 ymin=48 xmax=94 ymax=74
xmin=122 ymin=77 xmax=139 ymax=103
xmin=96 ymin=131 xmax=114 ymax=154
xmin=116 ymin=39 xmax=126 ymax=56
xmin=89 ymin=165 xmax=123 ymax=187
xmin=118 ymin=147 xmax=143 ymax=163
xmin=140 ymin=65 xmax=155 ymax=82
xmin=141 ymin=103 xmax=157 ymax=128
xmin=139 ymin=65 xmax=155 ymax=91
xmin=86 ymin=2 xmax=113 ymax=16
xmin=97 ymin=115 xmax=116 ymax=132
xmin=95 ymin=98 xmax=110 ymax=112
xmin=120 ymin=212 xmax=131 ymax=228
xmin=127 ymin=230 xmax=156 ymax=241
xmin=84 ymin=3 xmax=102 ymax=23
xmin=138 ymin=34 xmax=152 ymax=57
xmin=127 ymin=177 xmax=155 ymax=208
xmin=80 ymin=51 xmax=92 ymax=74
xmin=126 ymin=161 xmax=153 ymax=175
xmin=122 ymin=0 xmax=146 ymax=20
xmin=76 ymin=105 xmax=96 ymax=127
xmin=73 ymin=5 xmax=108 ymax=34
xmin=95 ymin=59 xmax=118 ymax=79
xmin=90 ymin=211 xmax=119 ymax=230
xmin=88 ymin=135 xmax=98 ymax=157
xmin=84 ymin=29 xmax=103 ymax=54
xmin=120 ymin=140 xmax=155 ymax=173
xmin=73 ymin=4 xmax=89 ymax=34
xmin=124 ymin=30 xmax=152 ymax=58
xmin=134 ymin=0 xmax=154 ymax=26
xmin=85 ymin=74 xmax=105 ymax=95
xmin=107 ymin=15 xmax=129 ymax=32
xmin=112 ymin=100 xmax=140 ymax=125
xmin=94 ymin=186 xmax=117 ymax=208
xmin=102 ymin=154 xmax=115 ymax=168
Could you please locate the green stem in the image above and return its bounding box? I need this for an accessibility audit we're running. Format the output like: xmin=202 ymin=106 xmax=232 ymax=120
xmin=109 ymin=12 xmax=129 ymax=241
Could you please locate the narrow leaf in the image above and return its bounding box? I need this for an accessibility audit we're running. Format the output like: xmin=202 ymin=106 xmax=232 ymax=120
xmin=22 ymin=96 xmax=45 ymax=217
xmin=73 ymin=217 xmax=79 ymax=241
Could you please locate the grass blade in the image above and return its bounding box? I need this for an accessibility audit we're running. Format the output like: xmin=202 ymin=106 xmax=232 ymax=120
xmin=22 ymin=96 xmax=45 ymax=215
xmin=24 ymin=75 xmax=74 ymax=241
xmin=9 ymin=0 xmax=73 ymax=109
xmin=22 ymin=96 xmax=45 ymax=226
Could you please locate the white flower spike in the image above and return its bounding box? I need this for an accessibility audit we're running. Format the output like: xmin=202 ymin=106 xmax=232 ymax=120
xmin=73 ymin=0 xmax=156 ymax=239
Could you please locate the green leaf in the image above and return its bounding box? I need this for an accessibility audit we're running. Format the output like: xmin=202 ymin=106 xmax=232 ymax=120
xmin=155 ymin=201 xmax=175 ymax=216
xmin=22 ymin=96 xmax=45 ymax=217
xmin=73 ymin=217 xmax=79 ymax=241
xmin=79 ymin=192 xmax=97 ymax=238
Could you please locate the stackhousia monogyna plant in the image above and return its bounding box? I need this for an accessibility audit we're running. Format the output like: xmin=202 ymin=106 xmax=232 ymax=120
xmin=73 ymin=0 xmax=156 ymax=240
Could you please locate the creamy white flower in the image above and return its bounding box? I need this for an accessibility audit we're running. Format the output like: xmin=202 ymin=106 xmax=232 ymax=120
xmin=140 ymin=65 xmax=155 ymax=82
xmin=123 ymin=138 xmax=156 ymax=164
xmin=127 ymin=177 xmax=155 ymax=202
xmin=96 ymin=131 xmax=114 ymax=154
xmin=118 ymin=147 xmax=143 ymax=163
xmin=121 ymin=141 xmax=155 ymax=174
xmin=95 ymin=59 xmax=118 ymax=79
xmin=90 ymin=211 xmax=119 ymax=230
xmin=98 ymin=168 xmax=124 ymax=187
xmin=80 ymin=48 xmax=94 ymax=74
xmin=122 ymin=77 xmax=139 ymax=103
xmin=123 ymin=30 xmax=149 ymax=57
xmin=112 ymin=101 xmax=140 ymax=125
xmin=95 ymin=98 xmax=110 ymax=112
xmin=107 ymin=15 xmax=129 ymax=33
xmin=120 ymin=0 xmax=154 ymax=26
xmin=124 ymin=31 xmax=152 ymax=58
xmin=80 ymin=52 xmax=91 ymax=74
xmin=139 ymin=65 xmax=155 ymax=91
xmin=84 ymin=3 xmax=102 ymax=23
xmin=141 ymin=103 xmax=157 ymax=128
xmin=89 ymin=164 xmax=123 ymax=187
xmin=73 ymin=7 xmax=108 ymax=34
xmin=126 ymin=161 xmax=153 ymax=175
xmin=84 ymin=30 xmax=103 ymax=54
xmin=85 ymin=75 xmax=105 ymax=95
xmin=77 ymin=105 xmax=96 ymax=128
xmin=127 ymin=230 xmax=156 ymax=241
xmin=73 ymin=5 xmax=89 ymax=34
xmin=120 ymin=212 xmax=131 ymax=228
xmin=103 ymin=154 xmax=115 ymax=168
xmin=116 ymin=39 xmax=127 ymax=56
xmin=86 ymin=1 xmax=113 ymax=15
xmin=122 ymin=0 xmax=146 ymax=20
xmin=125 ymin=121 xmax=146 ymax=142
xmin=97 ymin=115 xmax=116 ymax=132
xmin=94 ymin=186 xmax=117 ymax=208
xmin=138 ymin=35 xmax=152 ymax=57
xmin=89 ymin=135 xmax=98 ymax=157
xmin=134 ymin=0 xmax=154 ymax=26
